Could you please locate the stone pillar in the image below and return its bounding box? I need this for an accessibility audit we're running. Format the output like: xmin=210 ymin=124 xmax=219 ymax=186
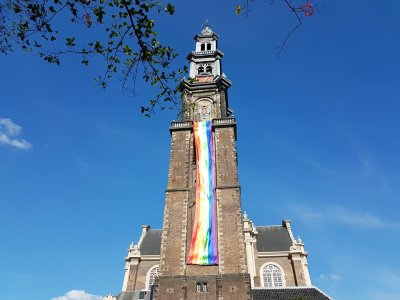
xmin=243 ymin=212 xmax=257 ymax=287
xmin=122 ymin=243 xmax=141 ymax=291
xmin=290 ymin=236 xmax=311 ymax=287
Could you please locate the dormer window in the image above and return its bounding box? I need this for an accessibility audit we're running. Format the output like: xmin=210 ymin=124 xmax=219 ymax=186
xmin=207 ymin=43 xmax=211 ymax=50
xmin=206 ymin=66 xmax=212 ymax=74
xmin=198 ymin=66 xmax=204 ymax=74
xmin=200 ymin=43 xmax=205 ymax=51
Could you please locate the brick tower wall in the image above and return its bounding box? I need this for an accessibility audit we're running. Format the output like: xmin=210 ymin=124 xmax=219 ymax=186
xmin=214 ymin=125 xmax=247 ymax=275
xmin=159 ymin=128 xmax=192 ymax=276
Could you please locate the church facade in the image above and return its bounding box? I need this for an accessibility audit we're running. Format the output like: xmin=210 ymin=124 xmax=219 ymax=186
xmin=105 ymin=26 xmax=332 ymax=300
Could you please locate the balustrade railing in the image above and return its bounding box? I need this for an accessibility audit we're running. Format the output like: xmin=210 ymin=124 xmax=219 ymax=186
xmin=213 ymin=118 xmax=236 ymax=126
xmin=170 ymin=121 xmax=192 ymax=129
xmin=193 ymin=50 xmax=216 ymax=55
xmin=170 ymin=118 xmax=235 ymax=129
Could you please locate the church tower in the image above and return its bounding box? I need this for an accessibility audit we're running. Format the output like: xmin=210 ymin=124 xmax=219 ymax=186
xmin=155 ymin=25 xmax=251 ymax=299
xmin=113 ymin=26 xmax=332 ymax=300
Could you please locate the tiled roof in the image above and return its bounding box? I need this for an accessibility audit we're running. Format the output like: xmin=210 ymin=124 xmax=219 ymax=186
xmin=252 ymin=287 xmax=332 ymax=300
xmin=116 ymin=291 xmax=152 ymax=300
xmin=137 ymin=225 xmax=292 ymax=256
xmin=138 ymin=229 xmax=162 ymax=255
xmin=256 ymin=226 xmax=291 ymax=252
xmin=116 ymin=291 xmax=140 ymax=300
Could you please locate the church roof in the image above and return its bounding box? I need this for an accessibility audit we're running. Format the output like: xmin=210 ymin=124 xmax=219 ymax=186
xmin=256 ymin=226 xmax=292 ymax=252
xmin=116 ymin=291 xmax=151 ymax=300
xmin=139 ymin=229 xmax=162 ymax=255
xmin=137 ymin=226 xmax=292 ymax=256
xmin=252 ymin=287 xmax=332 ymax=300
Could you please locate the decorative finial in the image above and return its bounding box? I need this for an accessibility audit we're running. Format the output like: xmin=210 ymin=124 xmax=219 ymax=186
xmin=129 ymin=242 xmax=134 ymax=249
xmin=243 ymin=211 xmax=249 ymax=221
xmin=297 ymin=236 xmax=303 ymax=243
xmin=201 ymin=20 xmax=213 ymax=35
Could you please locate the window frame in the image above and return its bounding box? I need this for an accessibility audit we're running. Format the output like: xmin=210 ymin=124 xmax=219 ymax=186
xmin=146 ymin=265 xmax=160 ymax=291
xmin=259 ymin=262 xmax=286 ymax=288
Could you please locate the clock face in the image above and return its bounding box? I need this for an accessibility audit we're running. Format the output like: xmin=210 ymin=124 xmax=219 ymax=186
xmin=198 ymin=105 xmax=210 ymax=121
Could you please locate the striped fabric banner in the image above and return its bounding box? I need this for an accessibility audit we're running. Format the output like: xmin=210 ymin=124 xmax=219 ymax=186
xmin=187 ymin=121 xmax=218 ymax=265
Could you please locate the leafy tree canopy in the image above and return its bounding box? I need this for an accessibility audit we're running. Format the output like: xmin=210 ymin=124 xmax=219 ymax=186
xmin=0 ymin=0 xmax=185 ymax=116
xmin=0 ymin=0 xmax=316 ymax=116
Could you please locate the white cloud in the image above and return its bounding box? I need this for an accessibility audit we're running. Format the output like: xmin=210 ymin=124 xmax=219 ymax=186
xmin=319 ymin=273 xmax=342 ymax=281
xmin=0 ymin=118 xmax=32 ymax=150
xmin=5 ymin=271 xmax=36 ymax=279
xmin=51 ymin=290 xmax=103 ymax=300
xmin=291 ymin=205 xmax=400 ymax=230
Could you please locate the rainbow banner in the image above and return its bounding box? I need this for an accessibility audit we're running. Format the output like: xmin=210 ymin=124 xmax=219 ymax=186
xmin=187 ymin=121 xmax=218 ymax=265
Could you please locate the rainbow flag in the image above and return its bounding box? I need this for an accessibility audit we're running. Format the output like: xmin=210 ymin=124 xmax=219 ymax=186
xmin=187 ymin=121 xmax=218 ymax=265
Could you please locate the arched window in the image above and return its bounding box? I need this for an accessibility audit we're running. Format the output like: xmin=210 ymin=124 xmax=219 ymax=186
xmin=206 ymin=66 xmax=212 ymax=73
xmin=198 ymin=66 xmax=204 ymax=74
xmin=200 ymin=43 xmax=205 ymax=51
xmin=146 ymin=265 xmax=160 ymax=290
xmin=261 ymin=264 xmax=285 ymax=288
xmin=207 ymin=43 xmax=211 ymax=50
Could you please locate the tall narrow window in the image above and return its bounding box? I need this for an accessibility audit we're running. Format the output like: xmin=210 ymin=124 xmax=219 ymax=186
xmin=146 ymin=265 xmax=160 ymax=290
xmin=198 ymin=66 xmax=204 ymax=74
xmin=262 ymin=264 xmax=284 ymax=288
xmin=206 ymin=66 xmax=212 ymax=74
xmin=201 ymin=43 xmax=205 ymax=51
xmin=196 ymin=282 xmax=208 ymax=293
xmin=202 ymin=283 xmax=208 ymax=292
xmin=207 ymin=43 xmax=211 ymax=50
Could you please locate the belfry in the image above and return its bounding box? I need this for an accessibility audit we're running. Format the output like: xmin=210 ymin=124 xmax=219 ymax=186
xmin=106 ymin=26 xmax=332 ymax=300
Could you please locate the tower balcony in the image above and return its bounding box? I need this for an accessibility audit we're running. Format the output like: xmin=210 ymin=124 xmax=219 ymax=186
xmin=170 ymin=118 xmax=236 ymax=130
xmin=186 ymin=49 xmax=224 ymax=60
xmin=193 ymin=50 xmax=216 ymax=55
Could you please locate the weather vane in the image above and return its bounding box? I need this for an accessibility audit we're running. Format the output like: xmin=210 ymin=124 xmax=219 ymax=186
xmin=203 ymin=19 xmax=211 ymax=28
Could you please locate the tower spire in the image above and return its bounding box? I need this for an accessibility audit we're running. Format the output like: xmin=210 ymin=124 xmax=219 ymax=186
xmin=179 ymin=26 xmax=232 ymax=121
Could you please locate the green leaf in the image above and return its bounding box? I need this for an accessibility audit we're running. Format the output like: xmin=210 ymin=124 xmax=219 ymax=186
xmin=164 ymin=3 xmax=175 ymax=15
xmin=66 ymin=37 xmax=75 ymax=47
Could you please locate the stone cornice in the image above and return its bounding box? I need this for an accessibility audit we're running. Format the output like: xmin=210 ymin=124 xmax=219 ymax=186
xmin=257 ymin=251 xmax=291 ymax=257
xmin=178 ymin=76 xmax=232 ymax=93
xmin=193 ymin=32 xmax=219 ymax=40
xmin=140 ymin=255 xmax=161 ymax=261
xmin=186 ymin=49 xmax=224 ymax=60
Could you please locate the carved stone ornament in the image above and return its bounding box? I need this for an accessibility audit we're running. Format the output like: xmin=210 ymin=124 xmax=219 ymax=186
xmin=128 ymin=243 xmax=141 ymax=257
xmin=198 ymin=105 xmax=211 ymax=121
xmin=201 ymin=25 xmax=213 ymax=36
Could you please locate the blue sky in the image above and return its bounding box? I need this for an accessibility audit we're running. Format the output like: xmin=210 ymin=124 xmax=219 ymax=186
xmin=1 ymin=1 xmax=400 ymax=299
